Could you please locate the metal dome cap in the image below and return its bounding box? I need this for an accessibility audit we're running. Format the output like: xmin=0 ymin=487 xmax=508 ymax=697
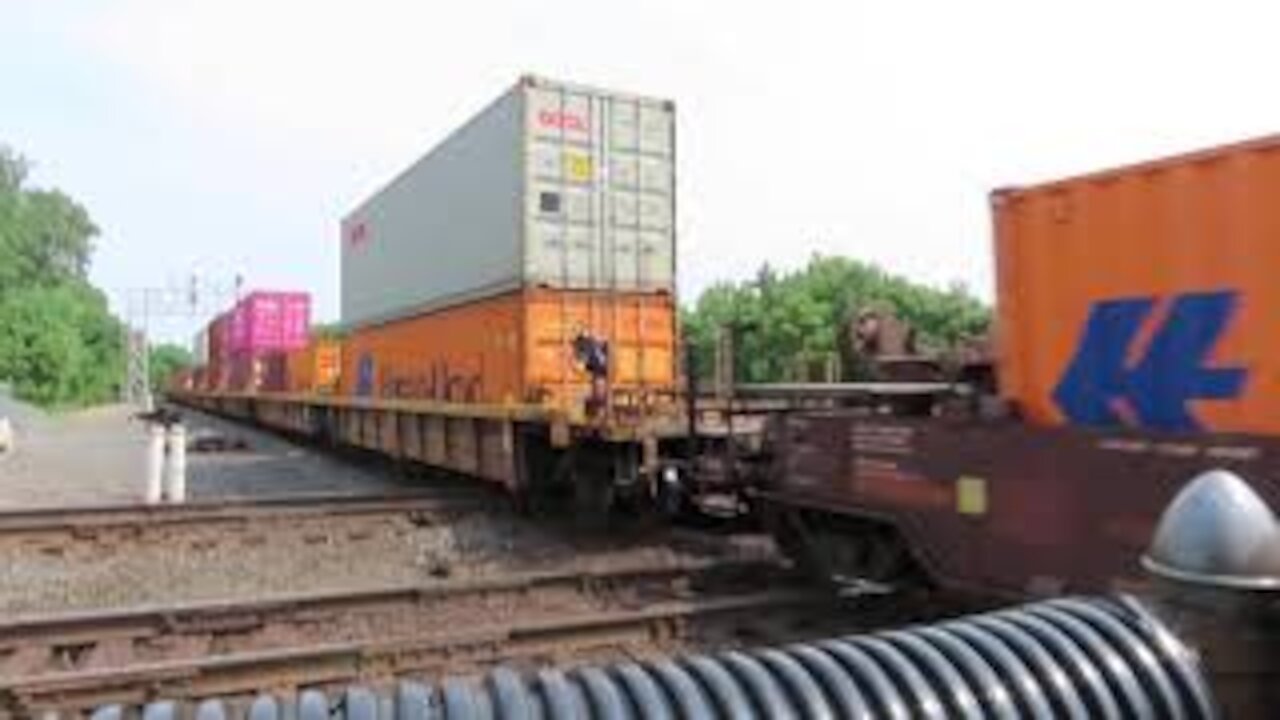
xmin=1143 ymin=469 xmax=1280 ymax=590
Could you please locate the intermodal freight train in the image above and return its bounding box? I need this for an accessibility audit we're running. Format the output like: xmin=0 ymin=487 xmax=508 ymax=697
xmin=175 ymin=76 xmax=703 ymax=518
xmin=174 ymin=76 xmax=1280 ymax=602
xmin=760 ymin=134 xmax=1280 ymax=599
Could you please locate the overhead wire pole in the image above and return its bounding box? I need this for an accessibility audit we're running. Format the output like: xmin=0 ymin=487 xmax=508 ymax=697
xmin=119 ymin=275 xmax=240 ymax=408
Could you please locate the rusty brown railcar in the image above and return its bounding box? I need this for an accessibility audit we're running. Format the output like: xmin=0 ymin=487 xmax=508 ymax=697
xmin=760 ymin=411 xmax=1280 ymax=597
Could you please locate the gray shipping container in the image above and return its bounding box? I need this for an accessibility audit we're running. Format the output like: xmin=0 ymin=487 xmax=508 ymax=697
xmin=341 ymin=75 xmax=676 ymax=328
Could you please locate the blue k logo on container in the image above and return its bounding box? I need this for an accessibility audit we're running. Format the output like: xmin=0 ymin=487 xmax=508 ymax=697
xmin=1052 ymin=290 xmax=1247 ymax=432
xmin=356 ymin=354 xmax=375 ymax=398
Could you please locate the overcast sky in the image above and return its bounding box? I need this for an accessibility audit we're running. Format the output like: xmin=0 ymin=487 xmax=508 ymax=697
xmin=4 ymin=1 xmax=1278 ymax=344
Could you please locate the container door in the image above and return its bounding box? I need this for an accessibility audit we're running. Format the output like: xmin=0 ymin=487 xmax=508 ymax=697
xmin=527 ymin=86 xmax=598 ymax=289
xmin=613 ymin=103 xmax=675 ymax=292
xmin=524 ymin=83 xmax=675 ymax=293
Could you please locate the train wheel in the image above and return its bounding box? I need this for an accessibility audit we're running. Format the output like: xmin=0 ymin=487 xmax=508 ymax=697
xmin=572 ymin=478 xmax=614 ymax=532
xmin=820 ymin=522 xmax=909 ymax=586
xmin=571 ymin=448 xmax=616 ymax=531
xmin=763 ymin=505 xmax=824 ymax=576
xmin=770 ymin=507 xmax=915 ymax=589
xmin=522 ymin=442 xmax=574 ymax=518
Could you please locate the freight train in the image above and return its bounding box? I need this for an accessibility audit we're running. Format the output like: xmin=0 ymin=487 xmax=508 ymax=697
xmin=175 ymin=76 xmax=707 ymax=519
xmin=173 ymin=75 xmax=1280 ymax=601
xmin=760 ymin=134 xmax=1280 ymax=600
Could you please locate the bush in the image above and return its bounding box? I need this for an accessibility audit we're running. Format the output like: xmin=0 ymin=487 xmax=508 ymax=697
xmin=683 ymin=255 xmax=991 ymax=383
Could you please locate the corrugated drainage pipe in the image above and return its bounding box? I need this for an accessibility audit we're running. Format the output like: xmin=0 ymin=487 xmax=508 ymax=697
xmin=91 ymin=594 xmax=1217 ymax=720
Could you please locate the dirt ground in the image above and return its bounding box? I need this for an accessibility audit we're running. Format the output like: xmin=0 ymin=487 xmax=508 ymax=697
xmin=0 ymin=405 xmax=150 ymax=508
xmin=0 ymin=402 xmax=778 ymax=615
xmin=0 ymin=510 xmax=775 ymax=614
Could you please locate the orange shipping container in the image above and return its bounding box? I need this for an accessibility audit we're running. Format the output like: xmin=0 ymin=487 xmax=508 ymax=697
xmin=340 ymin=288 xmax=676 ymax=414
xmin=993 ymin=135 xmax=1280 ymax=436
xmin=286 ymin=339 xmax=343 ymax=394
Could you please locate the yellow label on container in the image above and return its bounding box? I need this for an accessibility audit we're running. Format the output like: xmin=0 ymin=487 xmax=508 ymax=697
xmin=565 ymin=153 xmax=593 ymax=183
xmin=957 ymin=476 xmax=988 ymax=516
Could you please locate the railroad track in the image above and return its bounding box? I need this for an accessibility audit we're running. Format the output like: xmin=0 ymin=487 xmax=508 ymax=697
xmin=0 ymin=490 xmax=496 ymax=546
xmin=0 ymin=559 xmax=839 ymax=714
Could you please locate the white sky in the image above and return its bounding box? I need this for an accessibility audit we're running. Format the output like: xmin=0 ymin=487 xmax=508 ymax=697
xmin=4 ymin=0 xmax=1279 ymax=344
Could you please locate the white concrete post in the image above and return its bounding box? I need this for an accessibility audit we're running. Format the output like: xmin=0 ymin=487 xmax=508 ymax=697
xmin=145 ymin=425 xmax=165 ymax=504
xmin=0 ymin=417 xmax=13 ymax=455
xmin=164 ymin=424 xmax=187 ymax=503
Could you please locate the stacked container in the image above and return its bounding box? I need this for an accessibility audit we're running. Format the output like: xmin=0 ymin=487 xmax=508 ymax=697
xmin=230 ymin=291 xmax=311 ymax=353
xmin=206 ymin=312 xmax=231 ymax=391
xmin=340 ymin=75 xmax=677 ymax=412
xmin=993 ymin=134 xmax=1280 ymax=435
xmin=285 ymin=337 xmax=343 ymax=394
xmin=225 ymin=291 xmax=312 ymax=393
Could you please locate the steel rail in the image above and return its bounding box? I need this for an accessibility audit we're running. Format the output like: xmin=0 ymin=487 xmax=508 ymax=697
xmin=1 ymin=573 xmax=825 ymax=713
xmin=0 ymin=558 xmax=784 ymax=653
xmin=0 ymin=491 xmax=494 ymax=539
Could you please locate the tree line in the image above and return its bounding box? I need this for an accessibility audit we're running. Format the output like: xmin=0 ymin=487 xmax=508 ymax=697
xmin=0 ymin=147 xmax=129 ymax=407
xmin=682 ymin=255 xmax=992 ymax=383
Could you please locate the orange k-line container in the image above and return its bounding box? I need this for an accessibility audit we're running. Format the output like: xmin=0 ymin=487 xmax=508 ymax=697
xmin=993 ymin=134 xmax=1280 ymax=435
xmin=285 ymin=339 xmax=343 ymax=394
xmin=340 ymin=287 xmax=676 ymax=413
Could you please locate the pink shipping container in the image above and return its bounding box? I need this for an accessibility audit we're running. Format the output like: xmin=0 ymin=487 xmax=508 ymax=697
xmin=229 ymin=291 xmax=311 ymax=354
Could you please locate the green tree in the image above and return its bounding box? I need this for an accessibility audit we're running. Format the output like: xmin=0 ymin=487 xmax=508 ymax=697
xmin=308 ymin=321 xmax=345 ymax=339
xmin=0 ymin=146 xmax=124 ymax=408
xmin=149 ymin=343 xmax=194 ymax=391
xmin=684 ymin=255 xmax=991 ymax=383
xmin=0 ymin=148 xmax=96 ymax=296
xmin=0 ymin=284 xmax=124 ymax=406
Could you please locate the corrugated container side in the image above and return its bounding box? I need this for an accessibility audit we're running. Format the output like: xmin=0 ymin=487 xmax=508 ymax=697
xmin=342 ymin=86 xmax=525 ymax=327
xmin=260 ymin=352 xmax=288 ymax=393
xmin=227 ymin=350 xmax=285 ymax=393
xmin=313 ymin=340 xmax=342 ymax=391
xmin=207 ymin=314 xmax=226 ymax=363
xmin=285 ymin=338 xmax=343 ymax=394
xmin=230 ymin=302 xmax=250 ymax=353
xmin=281 ymin=295 xmax=311 ymax=350
xmin=340 ymin=288 xmax=675 ymax=413
xmin=207 ymin=313 xmax=231 ymax=391
xmin=993 ymin=135 xmax=1280 ymax=436
xmin=521 ymin=78 xmax=676 ymax=293
xmin=230 ymin=291 xmax=312 ymax=354
xmin=284 ymin=346 xmax=309 ymax=394
xmin=227 ymin=352 xmax=251 ymax=393
xmin=342 ymin=76 xmax=676 ymax=329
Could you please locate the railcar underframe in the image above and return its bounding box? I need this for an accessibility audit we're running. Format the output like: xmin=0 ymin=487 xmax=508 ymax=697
xmin=171 ymin=391 xmax=707 ymax=517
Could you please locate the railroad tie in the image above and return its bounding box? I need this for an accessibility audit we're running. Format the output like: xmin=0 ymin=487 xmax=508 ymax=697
xmin=87 ymin=594 xmax=1217 ymax=719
